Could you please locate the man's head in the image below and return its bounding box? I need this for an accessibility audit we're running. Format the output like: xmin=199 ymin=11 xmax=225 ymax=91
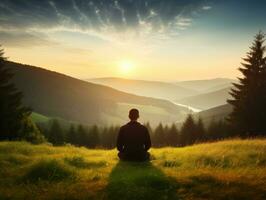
xmin=129 ymin=108 xmax=139 ymax=121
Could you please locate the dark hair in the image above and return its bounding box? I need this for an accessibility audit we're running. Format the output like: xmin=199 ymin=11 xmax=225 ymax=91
xmin=129 ymin=108 xmax=139 ymax=120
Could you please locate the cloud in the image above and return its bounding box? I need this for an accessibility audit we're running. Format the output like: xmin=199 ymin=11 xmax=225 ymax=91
xmin=0 ymin=30 xmax=57 ymax=47
xmin=0 ymin=0 xmax=209 ymax=37
xmin=202 ymin=6 xmax=212 ymax=10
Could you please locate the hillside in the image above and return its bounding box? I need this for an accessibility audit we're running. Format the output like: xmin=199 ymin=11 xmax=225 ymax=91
xmin=7 ymin=61 xmax=190 ymax=126
xmin=175 ymin=78 xmax=235 ymax=92
xmin=178 ymin=87 xmax=231 ymax=110
xmin=88 ymin=77 xmax=198 ymax=101
xmin=0 ymin=140 xmax=266 ymax=199
xmin=195 ymin=104 xmax=233 ymax=125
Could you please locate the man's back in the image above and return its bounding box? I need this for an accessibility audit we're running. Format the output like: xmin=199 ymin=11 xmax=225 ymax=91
xmin=117 ymin=108 xmax=151 ymax=161
xmin=117 ymin=121 xmax=151 ymax=155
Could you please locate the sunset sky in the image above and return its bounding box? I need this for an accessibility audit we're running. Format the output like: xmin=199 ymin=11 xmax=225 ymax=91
xmin=1 ymin=0 xmax=266 ymax=81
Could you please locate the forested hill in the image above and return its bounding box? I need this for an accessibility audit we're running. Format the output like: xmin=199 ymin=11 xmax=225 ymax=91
xmin=7 ymin=61 xmax=189 ymax=125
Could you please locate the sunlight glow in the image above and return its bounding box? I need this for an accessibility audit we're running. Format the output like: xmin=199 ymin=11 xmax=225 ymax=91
xmin=119 ymin=60 xmax=135 ymax=75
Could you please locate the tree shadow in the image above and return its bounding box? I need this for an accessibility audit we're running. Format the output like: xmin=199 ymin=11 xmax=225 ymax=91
xmin=104 ymin=161 xmax=179 ymax=200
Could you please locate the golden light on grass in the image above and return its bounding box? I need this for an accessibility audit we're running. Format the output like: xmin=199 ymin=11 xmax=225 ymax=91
xmin=1 ymin=139 xmax=266 ymax=199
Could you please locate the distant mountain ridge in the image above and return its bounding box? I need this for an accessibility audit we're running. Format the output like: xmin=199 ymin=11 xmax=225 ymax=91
xmin=87 ymin=77 xmax=199 ymax=101
xmin=88 ymin=77 xmax=236 ymax=111
xmin=7 ymin=61 xmax=189 ymax=126
xmin=194 ymin=104 xmax=233 ymax=125
xmin=178 ymin=87 xmax=232 ymax=110
xmin=175 ymin=78 xmax=235 ymax=92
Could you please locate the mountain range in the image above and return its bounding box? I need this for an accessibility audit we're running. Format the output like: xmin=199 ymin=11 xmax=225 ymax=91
xmin=88 ymin=77 xmax=199 ymax=101
xmin=178 ymin=87 xmax=232 ymax=110
xmin=7 ymin=61 xmax=190 ymax=126
xmin=175 ymin=78 xmax=235 ymax=92
xmin=195 ymin=104 xmax=233 ymax=125
xmin=88 ymin=77 xmax=236 ymax=110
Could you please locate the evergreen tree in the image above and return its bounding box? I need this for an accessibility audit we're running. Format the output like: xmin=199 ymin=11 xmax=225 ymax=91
xmin=65 ymin=124 xmax=76 ymax=144
xmin=100 ymin=126 xmax=109 ymax=148
xmin=162 ymin=124 xmax=169 ymax=146
xmin=166 ymin=123 xmax=179 ymax=146
xmin=76 ymin=124 xmax=88 ymax=146
xmin=207 ymin=120 xmax=230 ymax=140
xmin=112 ymin=125 xmax=120 ymax=147
xmin=195 ymin=118 xmax=206 ymax=142
xmin=144 ymin=122 xmax=153 ymax=137
xmin=89 ymin=125 xmax=100 ymax=148
xmin=19 ymin=117 xmax=45 ymax=144
xmin=0 ymin=48 xmax=43 ymax=142
xmin=153 ymin=123 xmax=164 ymax=147
xmin=103 ymin=125 xmax=117 ymax=149
xmin=48 ymin=120 xmax=64 ymax=145
xmin=180 ymin=114 xmax=197 ymax=146
xmin=99 ymin=125 xmax=119 ymax=148
xmin=228 ymin=32 xmax=266 ymax=136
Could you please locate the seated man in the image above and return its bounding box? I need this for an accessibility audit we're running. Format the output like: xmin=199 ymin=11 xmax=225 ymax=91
xmin=117 ymin=108 xmax=151 ymax=161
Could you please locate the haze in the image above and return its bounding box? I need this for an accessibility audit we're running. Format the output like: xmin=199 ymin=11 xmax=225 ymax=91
xmin=1 ymin=0 xmax=266 ymax=81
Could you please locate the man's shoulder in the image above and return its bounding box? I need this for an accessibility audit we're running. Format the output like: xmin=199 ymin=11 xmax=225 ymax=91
xmin=121 ymin=122 xmax=146 ymax=128
xmin=139 ymin=123 xmax=147 ymax=129
xmin=120 ymin=124 xmax=128 ymax=129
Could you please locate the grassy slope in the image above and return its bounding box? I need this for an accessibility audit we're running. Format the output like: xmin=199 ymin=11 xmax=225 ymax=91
xmin=31 ymin=112 xmax=50 ymax=123
xmin=0 ymin=139 xmax=266 ymax=200
xmin=30 ymin=112 xmax=79 ymax=130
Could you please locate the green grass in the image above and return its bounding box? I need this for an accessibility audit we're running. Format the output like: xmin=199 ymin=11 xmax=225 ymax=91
xmin=0 ymin=139 xmax=266 ymax=199
xmin=31 ymin=112 xmax=50 ymax=123
xmin=30 ymin=112 xmax=79 ymax=130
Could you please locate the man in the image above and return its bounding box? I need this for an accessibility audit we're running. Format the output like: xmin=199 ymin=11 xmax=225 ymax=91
xmin=117 ymin=108 xmax=151 ymax=161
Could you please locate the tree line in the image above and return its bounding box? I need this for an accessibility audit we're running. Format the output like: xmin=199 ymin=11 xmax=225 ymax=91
xmin=38 ymin=116 xmax=232 ymax=148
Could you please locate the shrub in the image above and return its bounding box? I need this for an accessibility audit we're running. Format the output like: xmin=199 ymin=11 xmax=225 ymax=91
xmin=24 ymin=159 xmax=75 ymax=182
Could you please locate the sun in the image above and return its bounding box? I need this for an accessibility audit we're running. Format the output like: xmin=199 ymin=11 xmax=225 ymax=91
xmin=119 ymin=60 xmax=134 ymax=74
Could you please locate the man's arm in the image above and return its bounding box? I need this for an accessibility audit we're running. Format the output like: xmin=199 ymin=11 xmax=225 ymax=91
xmin=144 ymin=127 xmax=151 ymax=151
xmin=116 ymin=127 xmax=124 ymax=152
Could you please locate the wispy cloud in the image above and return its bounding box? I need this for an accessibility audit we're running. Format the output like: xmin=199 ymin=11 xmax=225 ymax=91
xmin=202 ymin=6 xmax=212 ymax=10
xmin=0 ymin=30 xmax=57 ymax=47
xmin=0 ymin=0 xmax=210 ymax=46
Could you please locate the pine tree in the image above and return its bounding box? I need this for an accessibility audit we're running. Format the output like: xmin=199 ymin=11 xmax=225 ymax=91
xmin=0 ymin=48 xmax=43 ymax=142
xmin=227 ymin=32 xmax=266 ymax=136
xmin=166 ymin=123 xmax=179 ymax=146
xmin=180 ymin=114 xmax=197 ymax=146
xmin=162 ymin=124 xmax=169 ymax=146
xmin=207 ymin=119 xmax=230 ymax=140
xmin=48 ymin=120 xmax=64 ymax=145
xmin=76 ymin=124 xmax=88 ymax=147
xmin=19 ymin=117 xmax=45 ymax=144
xmin=66 ymin=124 xmax=76 ymax=144
xmin=153 ymin=123 xmax=164 ymax=147
xmin=89 ymin=125 xmax=100 ymax=148
xmin=195 ymin=118 xmax=206 ymax=142
xmin=102 ymin=125 xmax=117 ymax=149
xmin=144 ymin=122 xmax=153 ymax=137
xmin=112 ymin=125 xmax=120 ymax=147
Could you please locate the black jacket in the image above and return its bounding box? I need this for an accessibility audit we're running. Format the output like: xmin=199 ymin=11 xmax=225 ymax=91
xmin=117 ymin=121 xmax=151 ymax=153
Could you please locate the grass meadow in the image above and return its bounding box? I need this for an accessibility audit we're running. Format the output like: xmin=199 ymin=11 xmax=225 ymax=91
xmin=0 ymin=139 xmax=266 ymax=200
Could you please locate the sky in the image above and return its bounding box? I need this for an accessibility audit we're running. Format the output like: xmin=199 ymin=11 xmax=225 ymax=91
xmin=0 ymin=0 xmax=266 ymax=81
